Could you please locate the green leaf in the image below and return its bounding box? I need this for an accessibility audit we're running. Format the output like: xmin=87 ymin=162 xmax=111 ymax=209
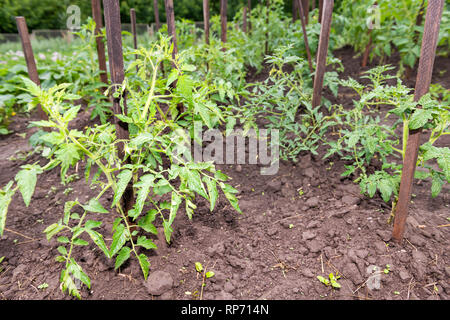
xmin=82 ymin=198 xmax=109 ymax=213
xmin=409 ymin=109 xmax=433 ymax=130
xmin=109 ymin=224 xmax=128 ymax=257
xmin=73 ymin=238 xmax=89 ymax=246
xmin=431 ymin=174 xmax=444 ymax=198
xmin=181 ymin=167 xmax=208 ymax=199
xmin=195 ymin=262 xmax=203 ymax=272
xmin=85 ymin=220 xmax=102 ymax=230
xmin=136 ymin=236 xmax=157 ymax=250
xmin=0 ymin=181 xmax=16 ymax=237
xmin=43 ymin=222 xmax=65 ymax=241
xmin=15 ymin=166 xmax=39 ymax=207
xmin=203 ymin=175 xmax=218 ymax=212
xmin=206 ymin=271 xmax=215 ymax=278
xmin=137 ymin=253 xmax=150 ymax=280
xmin=85 ymin=229 xmax=110 ymax=258
xmin=137 ymin=210 xmax=158 ymax=235
xmin=317 ymin=275 xmax=330 ymax=286
xmin=168 ymin=192 xmax=182 ymax=225
xmin=21 ymin=77 xmax=41 ymax=97
xmin=129 ymin=174 xmax=154 ymax=220
xmin=181 ymin=64 xmax=196 ymax=72
xmin=220 ymin=183 xmax=242 ymax=214
xmin=115 ymin=246 xmax=131 ymax=270
xmin=112 ymin=170 xmax=133 ymax=208
xmin=63 ymin=201 xmax=78 ymax=225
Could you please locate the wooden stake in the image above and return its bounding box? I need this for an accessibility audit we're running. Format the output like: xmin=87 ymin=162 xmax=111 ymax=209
xmin=203 ymin=0 xmax=210 ymax=44
xmin=248 ymin=0 xmax=252 ymax=32
xmin=392 ymin=0 xmax=444 ymax=243
xmin=243 ymin=5 xmax=248 ymax=34
xmin=102 ymin=0 xmax=135 ymax=227
xmin=164 ymin=0 xmax=178 ymax=59
xmin=153 ymin=0 xmax=161 ymax=32
xmin=318 ymin=0 xmax=323 ymax=23
xmin=91 ymin=0 xmax=109 ymax=86
xmin=15 ymin=16 xmax=48 ymax=124
xmin=220 ymin=0 xmax=228 ymax=49
xmin=265 ymin=0 xmax=270 ymax=54
xmin=293 ymin=0 xmax=299 ymax=22
xmin=361 ymin=29 xmax=372 ymax=67
xmin=296 ymin=0 xmax=314 ymax=73
xmin=130 ymin=8 xmax=139 ymax=72
xmin=302 ymin=0 xmax=309 ymax=24
xmin=311 ymin=0 xmax=334 ymax=108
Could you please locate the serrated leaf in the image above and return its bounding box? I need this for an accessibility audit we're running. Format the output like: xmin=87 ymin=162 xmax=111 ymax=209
xmin=82 ymin=198 xmax=109 ymax=213
xmin=138 ymin=253 xmax=150 ymax=280
xmin=409 ymin=109 xmax=433 ymax=130
xmin=129 ymin=174 xmax=154 ymax=220
xmin=85 ymin=229 xmax=110 ymax=258
xmin=136 ymin=236 xmax=157 ymax=250
xmin=115 ymin=246 xmax=131 ymax=270
xmin=112 ymin=170 xmax=133 ymax=208
xmin=15 ymin=166 xmax=38 ymax=207
xmin=0 ymin=181 xmax=15 ymax=237
xmin=73 ymin=238 xmax=89 ymax=246
xmin=203 ymin=175 xmax=218 ymax=212
xmin=109 ymin=224 xmax=128 ymax=257
xmin=168 ymin=192 xmax=182 ymax=225
xmin=137 ymin=210 xmax=158 ymax=234
xmin=43 ymin=222 xmax=65 ymax=241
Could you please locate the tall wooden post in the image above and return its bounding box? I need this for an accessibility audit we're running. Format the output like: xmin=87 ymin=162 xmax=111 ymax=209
xmin=318 ymin=0 xmax=323 ymax=23
xmin=243 ymin=5 xmax=248 ymax=33
xmin=203 ymin=0 xmax=210 ymax=44
xmin=153 ymin=0 xmax=161 ymax=32
xmin=311 ymin=0 xmax=333 ymax=108
xmin=91 ymin=0 xmax=109 ymax=86
xmin=130 ymin=8 xmax=139 ymax=72
xmin=392 ymin=0 xmax=444 ymax=243
xmin=293 ymin=0 xmax=299 ymax=22
xmin=220 ymin=0 xmax=228 ymax=49
xmin=302 ymin=0 xmax=309 ymax=24
xmin=15 ymin=17 xmax=48 ymax=124
xmin=296 ymin=0 xmax=313 ymax=73
xmin=164 ymin=0 xmax=178 ymax=59
xmin=248 ymin=0 xmax=252 ymax=32
xmin=265 ymin=0 xmax=270 ymax=54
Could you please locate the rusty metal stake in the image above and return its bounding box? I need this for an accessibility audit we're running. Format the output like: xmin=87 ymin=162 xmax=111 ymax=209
xmin=15 ymin=16 xmax=48 ymax=124
xmin=91 ymin=0 xmax=109 ymax=87
xmin=296 ymin=0 xmax=314 ymax=73
xmin=392 ymin=0 xmax=444 ymax=243
xmin=311 ymin=0 xmax=334 ymax=108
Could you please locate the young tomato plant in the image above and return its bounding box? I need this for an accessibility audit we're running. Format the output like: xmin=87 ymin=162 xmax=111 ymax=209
xmin=327 ymin=65 xmax=449 ymax=207
xmin=0 ymin=37 xmax=241 ymax=299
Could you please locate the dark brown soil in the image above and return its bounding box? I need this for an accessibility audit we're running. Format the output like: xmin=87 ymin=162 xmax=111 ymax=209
xmin=0 ymin=47 xmax=449 ymax=300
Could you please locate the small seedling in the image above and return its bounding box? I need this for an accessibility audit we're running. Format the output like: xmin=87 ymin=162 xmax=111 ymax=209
xmin=289 ymin=224 xmax=294 ymax=229
xmin=384 ymin=264 xmax=391 ymax=274
xmin=194 ymin=262 xmax=215 ymax=300
xmin=317 ymin=273 xmax=341 ymax=289
xmin=393 ymin=291 xmax=400 ymax=295
xmin=297 ymin=187 xmax=304 ymax=197
xmin=38 ymin=283 xmax=49 ymax=290
xmin=0 ymin=256 xmax=5 ymax=273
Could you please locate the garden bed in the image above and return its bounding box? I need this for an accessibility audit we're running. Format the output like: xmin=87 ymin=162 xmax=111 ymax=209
xmin=0 ymin=47 xmax=448 ymax=300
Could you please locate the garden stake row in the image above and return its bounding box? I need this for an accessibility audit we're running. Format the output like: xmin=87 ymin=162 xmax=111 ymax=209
xmin=311 ymin=0 xmax=334 ymax=108
xmin=221 ymin=0 xmax=228 ymax=50
xmin=130 ymin=8 xmax=139 ymax=73
xmin=392 ymin=0 xmax=445 ymax=243
xmin=296 ymin=0 xmax=314 ymax=73
xmin=153 ymin=0 xmax=161 ymax=32
xmin=102 ymin=0 xmax=135 ymax=223
xmin=15 ymin=16 xmax=49 ymax=126
xmin=91 ymin=0 xmax=109 ymax=87
xmin=203 ymin=0 xmax=210 ymax=45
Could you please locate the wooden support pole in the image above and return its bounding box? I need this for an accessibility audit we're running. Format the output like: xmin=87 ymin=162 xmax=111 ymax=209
xmin=392 ymin=0 xmax=444 ymax=243
xmin=311 ymin=0 xmax=333 ymax=108
xmin=164 ymin=0 xmax=178 ymax=59
xmin=15 ymin=16 xmax=48 ymax=124
xmin=361 ymin=29 xmax=372 ymax=67
xmin=293 ymin=0 xmax=299 ymax=22
xmin=248 ymin=0 xmax=252 ymax=32
xmin=302 ymin=0 xmax=309 ymax=24
xmin=91 ymin=0 xmax=109 ymax=86
xmin=220 ymin=0 xmax=228 ymax=49
xmin=130 ymin=8 xmax=139 ymax=72
xmin=296 ymin=0 xmax=314 ymax=73
xmin=318 ymin=0 xmax=323 ymax=23
xmin=102 ymin=0 xmax=135 ymax=226
xmin=243 ymin=5 xmax=248 ymax=34
xmin=153 ymin=0 xmax=161 ymax=32
xmin=102 ymin=0 xmax=129 ymax=159
xmin=312 ymin=0 xmax=316 ymax=11
xmin=203 ymin=0 xmax=210 ymax=45
xmin=265 ymin=0 xmax=270 ymax=54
